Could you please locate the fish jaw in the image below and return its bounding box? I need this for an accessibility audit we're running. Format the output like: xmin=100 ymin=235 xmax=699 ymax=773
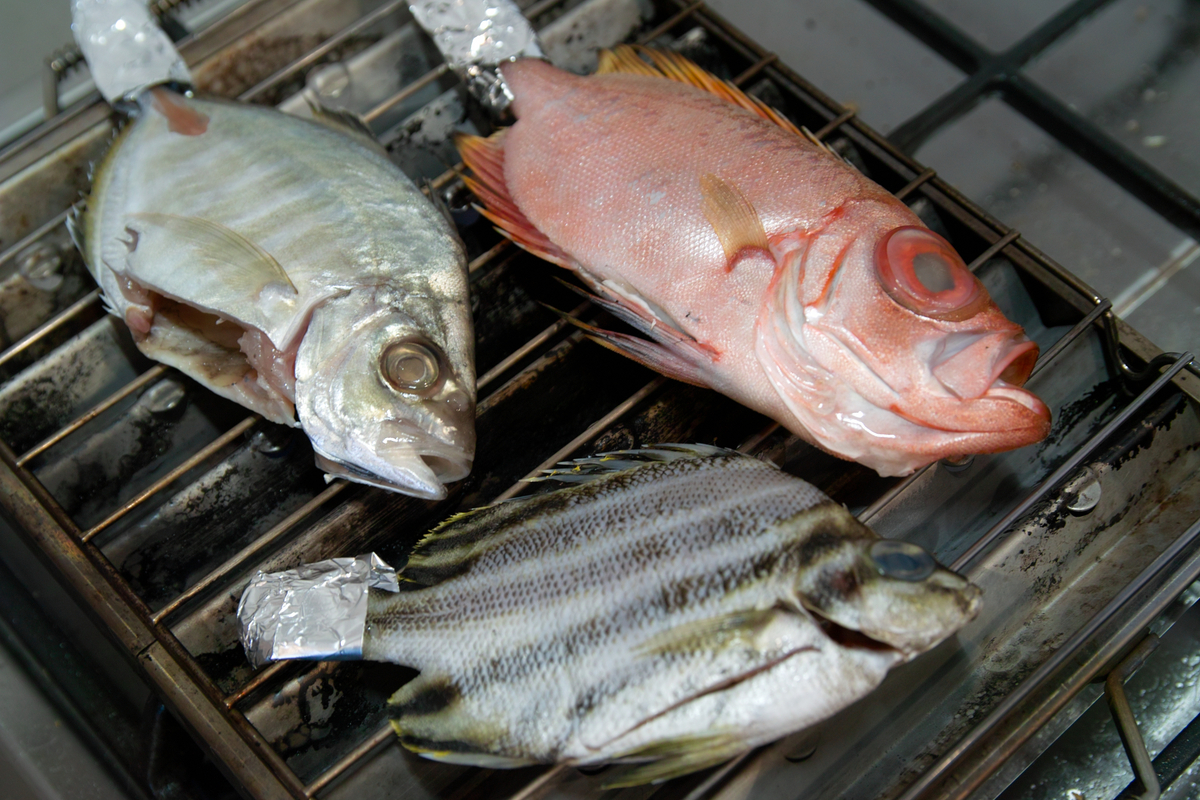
xmin=758 ymin=216 xmax=1051 ymax=475
xmin=295 ymin=287 xmax=475 ymax=499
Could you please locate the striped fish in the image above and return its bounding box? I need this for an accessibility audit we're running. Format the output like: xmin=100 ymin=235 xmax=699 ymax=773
xmin=361 ymin=445 xmax=980 ymax=785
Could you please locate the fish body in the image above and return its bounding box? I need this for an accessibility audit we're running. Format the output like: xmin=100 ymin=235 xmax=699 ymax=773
xmin=79 ymin=90 xmax=475 ymax=498
xmin=458 ymin=48 xmax=1050 ymax=476
xmin=362 ymin=446 xmax=980 ymax=784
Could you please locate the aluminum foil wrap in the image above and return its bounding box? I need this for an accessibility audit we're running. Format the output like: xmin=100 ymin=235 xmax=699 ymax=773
xmin=238 ymin=553 xmax=400 ymax=669
xmin=409 ymin=0 xmax=544 ymax=111
xmin=71 ymin=0 xmax=191 ymax=104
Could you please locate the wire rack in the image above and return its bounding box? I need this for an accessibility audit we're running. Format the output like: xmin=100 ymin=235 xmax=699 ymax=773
xmin=0 ymin=1 xmax=1199 ymax=799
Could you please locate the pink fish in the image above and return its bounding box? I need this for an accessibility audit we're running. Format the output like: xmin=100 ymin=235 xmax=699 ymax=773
xmin=457 ymin=47 xmax=1050 ymax=476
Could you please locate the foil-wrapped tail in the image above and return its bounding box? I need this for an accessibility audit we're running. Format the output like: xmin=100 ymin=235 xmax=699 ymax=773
xmin=237 ymin=553 xmax=400 ymax=669
xmin=71 ymin=0 xmax=191 ymax=104
xmin=408 ymin=0 xmax=543 ymax=112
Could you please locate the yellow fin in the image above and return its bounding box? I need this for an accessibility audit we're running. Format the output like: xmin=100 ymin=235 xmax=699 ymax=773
xmin=604 ymin=732 xmax=749 ymax=787
xmin=596 ymin=45 xmax=802 ymax=136
xmin=699 ymin=174 xmax=770 ymax=265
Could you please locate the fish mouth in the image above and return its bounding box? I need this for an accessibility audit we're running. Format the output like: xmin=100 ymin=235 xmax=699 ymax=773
xmin=313 ymin=427 xmax=472 ymax=500
xmin=813 ymin=615 xmax=900 ymax=655
xmin=931 ymin=331 xmax=1039 ymax=400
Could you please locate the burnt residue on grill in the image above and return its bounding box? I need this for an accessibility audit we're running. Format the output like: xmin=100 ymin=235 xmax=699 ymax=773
xmin=0 ymin=318 xmax=148 ymax=452
xmin=101 ymin=429 xmax=328 ymax=609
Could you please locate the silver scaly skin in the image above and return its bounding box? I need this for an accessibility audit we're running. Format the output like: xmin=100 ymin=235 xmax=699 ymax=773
xmin=77 ymin=90 xmax=474 ymax=498
xmin=361 ymin=445 xmax=980 ymax=785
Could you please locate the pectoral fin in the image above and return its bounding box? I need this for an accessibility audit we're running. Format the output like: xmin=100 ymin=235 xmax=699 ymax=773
xmin=699 ymin=174 xmax=770 ymax=267
xmin=124 ymin=212 xmax=297 ymax=300
xmin=602 ymin=733 xmax=750 ymax=788
xmin=546 ymin=304 xmax=711 ymax=387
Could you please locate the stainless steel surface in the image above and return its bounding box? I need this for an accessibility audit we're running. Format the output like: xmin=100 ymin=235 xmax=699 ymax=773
xmin=0 ymin=1 xmax=1198 ymax=799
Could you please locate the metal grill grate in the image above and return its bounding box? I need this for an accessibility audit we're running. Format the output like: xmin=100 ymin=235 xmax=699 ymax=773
xmin=1 ymin=1 xmax=1199 ymax=799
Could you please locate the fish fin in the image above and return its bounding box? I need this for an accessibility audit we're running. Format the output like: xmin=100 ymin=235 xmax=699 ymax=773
xmin=423 ymin=177 xmax=457 ymax=232
xmin=635 ymin=607 xmax=788 ymax=658
xmin=401 ymin=496 xmax=540 ymax=585
xmin=124 ymin=212 xmax=298 ymax=297
xmin=389 ymin=674 xmax=539 ymax=768
xmin=602 ymin=733 xmax=749 ymax=788
xmin=597 ymin=46 xmax=802 ymax=136
xmin=454 ymin=130 xmax=577 ymax=269
xmin=304 ymin=99 xmax=385 ymax=151
xmin=531 ymin=443 xmax=740 ymax=484
xmin=546 ymin=304 xmax=712 ymax=387
xmin=699 ymin=174 xmax=771 ymax=266
xmin=66 ymin=201 xmax=86 ymax=256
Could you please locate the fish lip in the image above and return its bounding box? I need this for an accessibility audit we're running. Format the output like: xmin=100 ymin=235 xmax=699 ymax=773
xmin=313 ymin=451 xmax=450 ymax=499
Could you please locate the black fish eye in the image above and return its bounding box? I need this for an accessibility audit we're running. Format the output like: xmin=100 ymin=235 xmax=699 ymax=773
xmin=381 ymin=340 xmax=440 ymax=394
xmin=870 ymin=540 xmax=936 ymax=581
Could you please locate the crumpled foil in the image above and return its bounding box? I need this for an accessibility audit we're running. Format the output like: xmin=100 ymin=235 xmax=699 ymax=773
xmin=71 ymin=0 xmax=191 ymax=104
xmin=409 ymin=0 xmax=544 ymax=111
xmin=237 ymin=553 xmax=400 ymax=669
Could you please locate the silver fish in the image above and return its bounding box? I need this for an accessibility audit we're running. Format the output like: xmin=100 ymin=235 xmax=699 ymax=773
xmin=75 ymin=88 xmax=475 ymax=499
xmin=359 ymin=445 xmax=980 ymax=785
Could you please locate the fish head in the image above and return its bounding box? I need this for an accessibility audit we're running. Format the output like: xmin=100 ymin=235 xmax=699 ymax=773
xmin=795 ymin=532 xmax=980 ymax=659
xmin=766 ymin=218 xmax=1050 ymax=475
xmin=295 ymin=286 xmax=475 ymax=499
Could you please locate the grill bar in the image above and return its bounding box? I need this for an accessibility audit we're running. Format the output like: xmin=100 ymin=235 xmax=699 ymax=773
xmin=1104 ymin=634 xmax=1163 ymax=800
xmin=17 ymin=364 xmax=168 ymax=466
xmin=238 ymin=0 xmax=409 ymax=103
xmin=892 ymin=167 xmax=937 ymax=201
xmin=0 ymin=289 xmax=100 ymax=370
xmin=811 ymin=107 xmax=856 ymax=141
xmin=476 ymin=301 xmax=590 ymax=392
xmin=303 ymin=723 xmax=394 ymax=796
xmin=0 ymin=207 xmax=71 ymax=269
xmin=227 ymin=660 xmax=291 ymax=708
xmin=966 ymin=229 xmax=1021 ymax=271
xmin=490 ymin=376 xmax=667 ymax=504
xmin=0 ymin=435 xmax=311 ymax=799
xmin=468 ymin=242 xmax=514 ymax=275
xmin=951 ymin=352 xmax=1194 ymax=573
xmin=80 ymin=415 xmax=259 ymax=542
xmin=364 ymin=63 xmax=451 ymax=124
xmin=899 ymin=517 xmax=1200 ymax=800
xmin=152 ymin=480 xmax=350 ymax=625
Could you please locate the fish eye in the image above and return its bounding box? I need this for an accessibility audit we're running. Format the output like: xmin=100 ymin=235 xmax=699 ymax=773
xmin=869 ymin=539 xmax=936 ymax=582
xmin=875 ymin=227 xmax=990 ymax=322
xmin=381 ymin=340 xmax=441 ymax=394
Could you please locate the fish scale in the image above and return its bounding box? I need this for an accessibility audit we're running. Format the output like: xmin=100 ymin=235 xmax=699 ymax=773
xmin=356 ymin=447 xmax=980 ymax=783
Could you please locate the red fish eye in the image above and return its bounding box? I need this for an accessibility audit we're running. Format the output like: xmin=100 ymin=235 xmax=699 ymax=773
xmin=875 ymin=227 xmax=990 ymax=321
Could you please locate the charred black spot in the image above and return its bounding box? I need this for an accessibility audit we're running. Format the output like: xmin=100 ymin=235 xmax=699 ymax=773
xmin=391 ymin=677 xmax=461 ymax=717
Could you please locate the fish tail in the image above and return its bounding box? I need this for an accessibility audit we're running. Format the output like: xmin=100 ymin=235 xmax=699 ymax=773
xmin=453 ymin=130 xmax=577 ymax=270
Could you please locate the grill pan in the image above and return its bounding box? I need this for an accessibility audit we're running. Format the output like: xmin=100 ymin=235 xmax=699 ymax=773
xmin=1 ymin=1 xmax=1199 ymax=798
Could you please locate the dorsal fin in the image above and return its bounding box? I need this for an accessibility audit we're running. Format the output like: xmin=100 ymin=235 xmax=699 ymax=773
xmin=596 ymin=45 xmax=802 ymax=137
xmin=530 ymin=443 xmax=743 ymax=484
xmin=453 ymin=130 xmax=578 ymax=269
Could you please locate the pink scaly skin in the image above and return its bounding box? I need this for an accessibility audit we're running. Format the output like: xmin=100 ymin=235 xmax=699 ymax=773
xmin=493 ymin=57 xmax=1050 ymax=476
